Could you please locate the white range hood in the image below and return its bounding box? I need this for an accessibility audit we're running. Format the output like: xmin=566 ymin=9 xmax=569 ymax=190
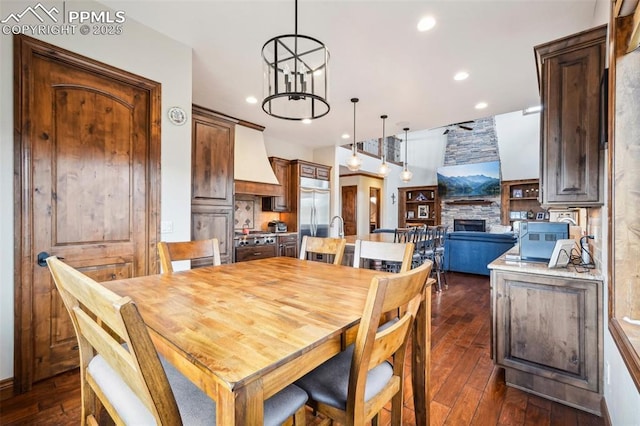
xmin=234 ymin=125 xmax=284 ymax=196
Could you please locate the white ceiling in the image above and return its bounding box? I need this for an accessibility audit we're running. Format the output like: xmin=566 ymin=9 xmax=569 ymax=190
xmin=99 ymin=0 xmax=601 ymax=148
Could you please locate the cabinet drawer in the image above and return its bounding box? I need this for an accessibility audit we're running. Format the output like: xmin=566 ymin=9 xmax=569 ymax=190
xmin=278 ymin=234 xmax=298 ymax=244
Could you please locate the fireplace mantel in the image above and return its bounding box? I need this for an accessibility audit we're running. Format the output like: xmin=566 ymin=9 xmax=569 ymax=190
xmin=445 ymin=199 xmax=494 ymax=206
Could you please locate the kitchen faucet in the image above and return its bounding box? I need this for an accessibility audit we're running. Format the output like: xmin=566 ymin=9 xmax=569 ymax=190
xmin=330 ymin=215 xmax=344 ymax=238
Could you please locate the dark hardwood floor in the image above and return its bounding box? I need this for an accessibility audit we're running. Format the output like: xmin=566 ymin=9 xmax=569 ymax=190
xmin=0 ymin=272 xmax=604 ymax=425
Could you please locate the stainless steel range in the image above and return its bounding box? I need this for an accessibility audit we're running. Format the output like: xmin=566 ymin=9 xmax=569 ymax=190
xmin=234 ymin=232 xmax=277 ymax=262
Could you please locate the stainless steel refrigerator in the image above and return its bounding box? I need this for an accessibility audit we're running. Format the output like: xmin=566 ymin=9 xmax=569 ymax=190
xmin=298 ymin=177 xmax=330 ymax=239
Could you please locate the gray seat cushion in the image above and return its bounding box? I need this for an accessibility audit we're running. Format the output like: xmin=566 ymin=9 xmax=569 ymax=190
xmin=295 ymin=345 xmax=393 ymax=410
xmin=263 ymin=384 xmax=309 ymax=426
xmin=89 ymin=352 xmax=307 ymax=425
xmin=89 ymin=353 xmax=216 ymax=425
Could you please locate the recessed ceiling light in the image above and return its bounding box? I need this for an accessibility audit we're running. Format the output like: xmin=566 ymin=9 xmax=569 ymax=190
xmin=417 ymin=16 xmax=436 ymax=32
xmin=246 ymin=96 xmax=258 ymax=104
xmin=302 ymin=118 xmax=312 ymax=124
xmin=341 ymin=133 xmax=350 ymax=139
xmin=454 ymin=71 xmax=469 ymax=81
xmin=475 ymin=102 xmax=488 ymax=109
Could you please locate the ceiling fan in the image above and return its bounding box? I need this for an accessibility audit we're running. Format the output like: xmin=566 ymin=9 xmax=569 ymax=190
xmin=443 ymin=120 xmax=474 ymax=135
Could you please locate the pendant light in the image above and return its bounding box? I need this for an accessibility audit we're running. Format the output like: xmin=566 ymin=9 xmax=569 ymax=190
xmin=261 ymin=0 xmax=330 ymax=121
xmin=345 ymin=98 xmax=362 ymax=171
xmin=400 ymin=127 xmax=413 ymax=182
xmin=378 ymin=115 xmax=390 ymax=177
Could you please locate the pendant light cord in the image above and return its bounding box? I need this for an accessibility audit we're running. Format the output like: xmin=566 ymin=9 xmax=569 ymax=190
xmin=404 ymin=127 xmax=409 ymax=170
xmin=352 ymin=98 xmax=358 ymax=155
xmin=381 ymin=115 xmax=387 ymax=162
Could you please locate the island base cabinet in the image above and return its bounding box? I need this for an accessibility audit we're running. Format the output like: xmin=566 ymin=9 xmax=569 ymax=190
xmin=492 ymin=270 xmax=602 ymax=415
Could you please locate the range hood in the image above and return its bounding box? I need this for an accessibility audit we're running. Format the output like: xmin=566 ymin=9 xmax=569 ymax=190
xmin=234 ymin=125 xmax=284 ymax=196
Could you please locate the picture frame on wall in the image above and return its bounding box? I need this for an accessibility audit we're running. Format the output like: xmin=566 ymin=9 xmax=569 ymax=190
xmin=512 ymin=189 xmax=523 ymax=198
xmin=407 ymin=211 xmax=415 ymax=219
xmin=417 ymin=205 xmax=429 ymax=218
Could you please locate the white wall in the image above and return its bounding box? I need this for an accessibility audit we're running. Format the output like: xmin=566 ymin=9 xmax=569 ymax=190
xmin=0 ymin=0 xmax=192 ymax=381
xmin=495 ymin=111 xmax=540 ymax=180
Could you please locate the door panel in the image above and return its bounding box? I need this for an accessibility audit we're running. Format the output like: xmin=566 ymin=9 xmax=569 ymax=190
xmin=15 ymin=36 xmax=160 ymax=389
xmin=342 ymin=185 xmax=357 ymax=236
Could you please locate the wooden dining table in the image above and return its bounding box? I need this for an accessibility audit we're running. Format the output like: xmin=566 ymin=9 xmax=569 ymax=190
xmin=103 ymin=257 xmax=433 ymax=425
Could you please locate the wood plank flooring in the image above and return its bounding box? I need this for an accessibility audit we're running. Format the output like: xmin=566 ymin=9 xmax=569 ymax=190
xmin=0 ymin=272 xmax=604 ymax=425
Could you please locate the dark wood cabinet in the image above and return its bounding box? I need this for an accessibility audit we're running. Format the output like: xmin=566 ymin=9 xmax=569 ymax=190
xmin=492 ymin=268 xmax=603 ymax=414
xmin=298 ymin=161 xmax=330 ymax=180
xmin=277 ymin=234 xmax=298 ymax=258
xmin=535 ymin=25 xmax=606 ymax=206
xmin=262 ymin=157 xmax=291 ymax=212
xmin=398 ymin=186 xmax=440 ymax=228
xmin=500 ymin=179 xmax=543 ymax=225
xmin=191 ymin=105 xmax=235 ymax=264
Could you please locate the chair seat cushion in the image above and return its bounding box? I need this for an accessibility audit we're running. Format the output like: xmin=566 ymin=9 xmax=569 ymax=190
xmin=89 ymin=353 xmax=216 ymax=425
xmin=264 ymin=384 xmax=309 ymax=426
xmin=89 ymin=351 xmax=306 ymax=426
xmin=295 ymin=345 xmax=393 ymax=410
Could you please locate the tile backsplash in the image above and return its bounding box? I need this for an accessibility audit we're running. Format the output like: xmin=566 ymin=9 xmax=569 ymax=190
xmin=234 ymin=195 xmax=280 ymax=231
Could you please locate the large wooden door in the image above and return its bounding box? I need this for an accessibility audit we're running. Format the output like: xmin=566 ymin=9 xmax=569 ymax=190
xmin=342 ymin=185 xmax=357 ymax=236
xmin=14 ymin=36 xmax=161 ymax=391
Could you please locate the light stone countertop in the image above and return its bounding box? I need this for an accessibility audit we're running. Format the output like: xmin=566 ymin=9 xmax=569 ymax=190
xmin=488 ymin=246 xmax=603 ymax=281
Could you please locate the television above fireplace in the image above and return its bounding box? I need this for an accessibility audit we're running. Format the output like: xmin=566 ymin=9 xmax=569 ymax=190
xmin=437 ymin=161 xmax=501 ymax=198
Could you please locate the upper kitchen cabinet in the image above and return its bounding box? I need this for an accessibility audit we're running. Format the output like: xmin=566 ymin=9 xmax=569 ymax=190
xmin=535 ymin=25 xmax=606 ymax=206
xmin=298 ymin=161 xmax=331 ymax=180
xmin=191 ymin=105 xmax=235 ymax=206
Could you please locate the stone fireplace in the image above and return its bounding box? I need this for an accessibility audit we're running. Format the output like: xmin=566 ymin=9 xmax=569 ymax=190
xmin=441 ymin=116 xmax=502 ymax=230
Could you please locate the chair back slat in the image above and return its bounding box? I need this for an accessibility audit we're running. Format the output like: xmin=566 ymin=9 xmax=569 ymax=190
xmin=352 ymin=240 xmax=414 ymax=273
xmin=299 ymin=236 xmax=347 ymax=265
xmin=158 ymin=238 xmax=221 ymax=273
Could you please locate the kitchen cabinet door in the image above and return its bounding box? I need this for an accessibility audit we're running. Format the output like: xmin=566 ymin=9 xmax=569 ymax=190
xmin=535 ymin=25 xmax=606 ymax=206
xmin=492 ymin=269 xmax=602 ymax=414
xmin=191 ymin=105 xmax=235 ymax=206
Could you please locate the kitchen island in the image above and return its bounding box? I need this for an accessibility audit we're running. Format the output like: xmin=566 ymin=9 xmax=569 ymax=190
xmin=488 ymin=250 xmax=603 ymax=415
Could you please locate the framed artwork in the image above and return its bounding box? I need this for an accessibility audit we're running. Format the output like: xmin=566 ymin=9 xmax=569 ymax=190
xmin=417 ymin=205 xmax=429 ymax=218
xmin=512 ymin=189 xmax=523 ymax=198
xmin=407 ymin=211 xmax=415 ymax=219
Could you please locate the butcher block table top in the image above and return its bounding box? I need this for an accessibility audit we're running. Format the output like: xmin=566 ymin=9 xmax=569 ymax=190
xmin=103 ymin=256 xmax=433 ymax=425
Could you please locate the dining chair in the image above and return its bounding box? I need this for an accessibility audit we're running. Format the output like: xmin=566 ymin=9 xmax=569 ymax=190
xmin=158 ymin=238 xmax=221 ymax=273
xmin=295 ymin=260 xmax=433 ymax=426
xmin=393 ymin=227 xmax=413 ymax=243
xmin=299 ymin=235 xmax=347 ymax=265
xmin=46 ymin=257 xmax=308 ymax=426
xmin=352 ymin=239 xmax=414 ymax=273
xmin=433 ymin=225 xmax=449 ymax=290
xmin=412 ymin=226 xmax=447 ymax=292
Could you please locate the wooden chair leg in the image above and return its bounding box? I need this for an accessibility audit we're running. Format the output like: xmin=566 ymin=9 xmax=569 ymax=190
xmin=293 ymin=406 xmax=306 ymax=425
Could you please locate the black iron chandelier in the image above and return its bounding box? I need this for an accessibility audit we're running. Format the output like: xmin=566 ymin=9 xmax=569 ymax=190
xmin=261 ymin=0 xmax=330 ymax=121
